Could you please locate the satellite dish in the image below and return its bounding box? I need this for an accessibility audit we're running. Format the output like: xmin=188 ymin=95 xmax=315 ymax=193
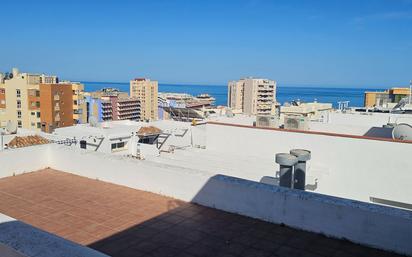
xmin=392 ymin=123 xmax=412 ymax=141
xmin=89 ymin=116 xmax=99 ymax=127
xmin=5 ymin=121 xmax=17 ymax=134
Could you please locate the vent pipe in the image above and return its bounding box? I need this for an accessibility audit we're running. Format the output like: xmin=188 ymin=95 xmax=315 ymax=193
xmin=290 ymin=149 xmax=311 ymax=190
xmin=275 ymin=153 xmax=298 ymax=188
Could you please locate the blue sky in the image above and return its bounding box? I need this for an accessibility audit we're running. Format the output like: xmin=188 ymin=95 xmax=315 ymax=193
xmin=0 ymin=0 xmax=411 ymax=87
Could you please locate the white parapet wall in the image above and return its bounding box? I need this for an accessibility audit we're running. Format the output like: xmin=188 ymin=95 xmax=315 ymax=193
xmin=206 ymin=122 xmax=412 ymax=205
xmin=191 ymin=175 xmax=412 ymax=256
xmin=0 ymin=213 xmax=108 ymax=257
xmin=0 ymin=145 xmax=50 ymax=179
xmin=1 ymin=144 xmax=412 ymax=255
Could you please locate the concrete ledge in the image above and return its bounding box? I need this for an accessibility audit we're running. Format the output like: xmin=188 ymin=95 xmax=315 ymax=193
xmin=0 ymin=214 xmax=108 ymax=257
xmin=191 ymin=175 xmax=412 ymax=256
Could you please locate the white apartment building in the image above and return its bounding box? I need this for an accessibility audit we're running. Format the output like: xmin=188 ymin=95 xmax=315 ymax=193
xmin=130 ymin=78 xmax=158 ymax=121
xmin=228 ymin=78 xmax=277 ymax=115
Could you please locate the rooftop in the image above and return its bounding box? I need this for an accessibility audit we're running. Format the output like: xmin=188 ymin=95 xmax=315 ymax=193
xmin=7 ymin=135 xmax=49 ymax=149
xmin=0 ymin=169 xmax=401 ymax=257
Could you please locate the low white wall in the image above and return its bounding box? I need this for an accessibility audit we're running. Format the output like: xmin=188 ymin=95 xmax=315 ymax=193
xmin=2 ymin=145 xmax=412 ymax=255
xmin=0 ymin=145 xmax=49 ymax=178
xmin=48 ymin=145 xmax=211 ymax=202
xmin=191 ymin=175 xmax=412 ymax=256
xmin=0 ymin=213 xmax=107 ymax=257
xmin=206 ymin=123 xmax=412 ymax=204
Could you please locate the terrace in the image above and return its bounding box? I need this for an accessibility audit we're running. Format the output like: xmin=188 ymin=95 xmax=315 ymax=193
xmin=0 ymin=169 xmax=402 ymax=257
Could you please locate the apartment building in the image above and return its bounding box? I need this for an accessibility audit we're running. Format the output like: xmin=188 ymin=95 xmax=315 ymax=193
xmin=86 ymin=89 xmax=140 ymax=122
xmin=364 ymin=87 xmax=411 ymax=108
xmin=39 ymin=83 xmax=74 ymax=133
xmin=228 ymin=78 xmax=277 ymax=115
xmin=0 ymin=68 xmax=87 ymax=132
xmin=71 ymin=82 xmax=88 ymax=124
xmin=130 ymin=78 xmax=158 ymax=121
xmin=227 ymin=80 xmax=244 ymax=112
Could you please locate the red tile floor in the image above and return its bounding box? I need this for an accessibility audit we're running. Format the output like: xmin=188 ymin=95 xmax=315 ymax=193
xmin=0 ymin=169 xmax=404 ymax=257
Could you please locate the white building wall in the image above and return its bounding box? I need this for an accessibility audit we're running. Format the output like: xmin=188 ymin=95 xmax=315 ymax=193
xmin=0 ymin=145 xmax=49 ymax=178
xmin=206 ymin=123 xmax=412 ymax=204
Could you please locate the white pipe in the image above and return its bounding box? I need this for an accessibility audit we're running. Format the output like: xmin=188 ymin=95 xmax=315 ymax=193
xmin=0 ymin=133 xmax=3 ymax=151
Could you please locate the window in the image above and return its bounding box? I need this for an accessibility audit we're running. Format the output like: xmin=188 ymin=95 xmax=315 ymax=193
xmin=16 ymin=89 xmax=21 ymax=98
xmin=17 ymin=120 xmax=22 ymax=128
xmin=36 ymin=112 xmax=41 ymax=118
xmin=31 ymin=122 xmax=35 ymax=127
xmin=73 ymin=100 xmax=78 ymax=105
xmin=35 ymin=90 xmax=40 ymax=97
xmin=17 ymin=100 xmax=21 ymax=109
xmin=37 ymin=122 xmax=41 ymax=128
xmin=36 ymin=101 xmax=40 ymax=108
xmin=31 ymin=112 xmax=35 ymax=115
xmin=17 ymin=111 xmax=21 ymax=119
xmin=111 ymin=141 xmax=126 ymax=151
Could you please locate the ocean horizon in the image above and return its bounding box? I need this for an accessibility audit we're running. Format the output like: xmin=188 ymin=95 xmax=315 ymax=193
xmin=82 ymin=81 xmax=384 ymax=108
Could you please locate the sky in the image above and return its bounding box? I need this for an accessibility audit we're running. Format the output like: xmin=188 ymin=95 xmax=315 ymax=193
xmin=0 ymin=0 xmax=411 ymax=87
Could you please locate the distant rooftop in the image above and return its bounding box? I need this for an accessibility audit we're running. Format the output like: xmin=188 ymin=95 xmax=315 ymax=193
xmin=7 ymin=135 xmax=50 ymax=149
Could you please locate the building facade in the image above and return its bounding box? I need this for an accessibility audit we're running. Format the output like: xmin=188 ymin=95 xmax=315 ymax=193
xmin=86 ymin=89 xmax=140 ymax=122
xmin=39 ymin=83 xmax=74 ymax=133
xmin=0 ymin=68 xmax=87 ymax=132
xmin=228 ymin=78 xmax=277 ymax=115
xmin=130 ymin=78 xmax=158 ymax=121
xmin=364 ymin=87 xmax=411 ymax=108
xmin=227 ymin=80 xmax=244 ymax=112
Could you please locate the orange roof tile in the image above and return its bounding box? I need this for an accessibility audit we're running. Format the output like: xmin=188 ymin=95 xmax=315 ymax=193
xmin=137 ymin=126 xmax=162 ymax=136
xmin=7 ymin=135 xmax=50 ymax=149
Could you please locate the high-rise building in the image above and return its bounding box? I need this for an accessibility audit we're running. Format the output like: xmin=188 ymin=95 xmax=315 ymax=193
xmin=0 ymin=68 xmax=87 ymax=132
xmin=227 ymin=80 xmax=244 ymax=112
xmin=85 ymin=88 xmax=140 ymax=122
xmin=228 ymin=78 xmax=277 ymax=115
xmin=130 ymin=78 xmax=158 ymax=121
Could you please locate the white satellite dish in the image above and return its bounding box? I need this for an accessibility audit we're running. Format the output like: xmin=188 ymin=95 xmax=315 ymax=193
xmin=89 ymin=116 xmax=99 ymax=127
xmin=5 ymin=121 xmax=17 ymax=134
xmin=392 ymin=123 xmax=412 ymax=141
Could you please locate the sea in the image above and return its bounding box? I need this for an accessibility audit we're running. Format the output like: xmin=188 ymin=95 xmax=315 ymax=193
xmin=82 ymin=81 xmax=384 ymax=108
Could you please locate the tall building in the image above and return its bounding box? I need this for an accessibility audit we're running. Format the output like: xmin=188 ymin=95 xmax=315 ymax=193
xmin=0 ymin=68 xmax=87 ymax=132
xmin=39 ymin=83 xmax=74 ymax=133
xmin=130 ymin=78 xmax=158 ymax=121
xmin=227 ymin=80 xmax=244 ymax=111
xmin=71 ymin=82 xmax=88 ymax=125
xmin=228 ymin=78 xmax=277 ymax=115
xmin=85 ymin=88 xmax=140 ymax=122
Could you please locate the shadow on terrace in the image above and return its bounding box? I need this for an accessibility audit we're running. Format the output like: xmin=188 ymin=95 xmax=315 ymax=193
xmin=0 ymin=169 xmax=405 ymax=257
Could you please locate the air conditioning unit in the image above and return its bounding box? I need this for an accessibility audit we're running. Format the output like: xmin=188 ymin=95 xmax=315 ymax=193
xmin=256 ymin=115 xmax=279 ymax=128
xmin=284 ymin=115 xmax=309 ymax=131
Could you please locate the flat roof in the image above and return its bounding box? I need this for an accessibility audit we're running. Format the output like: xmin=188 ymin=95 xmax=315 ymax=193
xmin=0 ymin=169 xmax=398 ymax=257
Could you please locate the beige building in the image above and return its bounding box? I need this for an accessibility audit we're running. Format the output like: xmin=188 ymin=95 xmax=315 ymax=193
xmin=364 ymin=87 xmax=411 ymax=108
xmin=228 ymin=78 xmax=277 ymax=115
xmin=130 ymin=78 xmax=158 ymax=121
xmin=0 ymin=68 xmax=87 ymax=131
xmin=227 ymin=80 xmax=244 ymax=112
